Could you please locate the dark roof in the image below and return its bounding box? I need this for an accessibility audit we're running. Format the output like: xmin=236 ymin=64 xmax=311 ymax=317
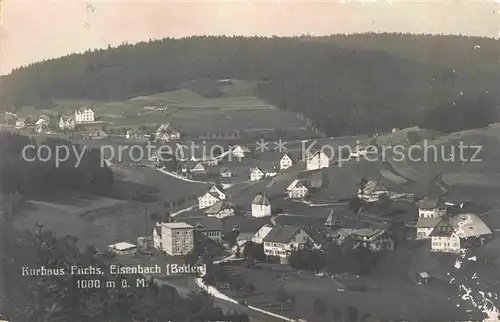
xmin=252 ymin=193 xmax=270 ymax=206
xmin=416 ymin=217 xmax=442 ymax=228
xmin=204 ymin=200 xmax=233 ymax=215
xmin=418 ymin=196 xmax=445 ymax=209
xmin=282 ymin=152 xmax=299 ymax=161
xmin=263 ymin=225 xmax=303 ymax=244
xmin=429 ymin=216 xmax=455 ymax=237
xmin=184 ymin=216 xmax=224 ymax=231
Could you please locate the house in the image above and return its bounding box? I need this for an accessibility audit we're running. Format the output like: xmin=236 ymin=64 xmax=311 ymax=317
xmin=155 ymin=123 xmax=181 ymax=142
xmin=263 ymin=225 xmax=315 ymax=261
xmin=74 ymin=106 xmax=95 ymax=123
xmin=297 ymin=169 xmax=324 ymax=189
xmin=350 ymin=228 xmax=394 ymax=251
xmin=15 ymin=117 xmax=26 ymax=129
xmin=201 ymin=157 xmax=219 ymax=166
xmin=280 ymin=153 xmax=296 ymax=171
xmin=220 ymin=168 xmax=232 ymax=178
xmin=58 ymin=116 xmax=75 ymax=130
xmin=182 ymin=161 xmax=206 ymax=175
xmin=250 ymin=167 xmax=265 ymax=181
xmin=357 ymin=180 xmax=388 ymax=202
xmin=306 ymin=151 xmax=329 ymax=170
xmin=286 ymin=179 xmax=309 ymax=199
xmin=430 ymin=214 xmax=492 ymax=253
xmin=184 ymin=217 xmax=224 ymax=244
xmin=153 ymin=222 xmax=162 ymax=249
xmin=250 ymin=166 xmax=277 ymax=181
xmin=416 ymin=217 xmax=443 ymax=240
xmin=35 ymin=118 xmax=49 ymax=133
xmin=232 ymin=145 xmax=250 ymax=160
xmin=235 ymin=232 xmax=255 ymax=248
xmin=204 ymin=200 xmax=235 ymax=219
xmin=208 ymin=184 xmax=226 ymax=200
xmin=251 ymin=193 xmax=271 ymax=218
xmin=198 ymin=191 xmax=222 ymax=209
xmin=157 ymin=222 xmax=194 ymax=256
xmin=251 ymin=224 xmax=274 ymax=244
xmin=137 ymin=236 xmax=154 ymax=251
xmin=108 ymin=242 xmax=137 ymax=255
xmin=418 ymin=197 xmax=447 ymax=218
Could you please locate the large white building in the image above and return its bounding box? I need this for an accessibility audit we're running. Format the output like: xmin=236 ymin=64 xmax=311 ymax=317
xmin=154 ymin=222 xmax=194 ymax=255
xmin=74 ymin=107 xmax=95 ymax=123
xmin=430 ymin=214 xmax=492 ymax=253
xmin=306 ymin=151 xmax=329 ymax=170
xmin=251 ymin=193 xmax=271 ymax=218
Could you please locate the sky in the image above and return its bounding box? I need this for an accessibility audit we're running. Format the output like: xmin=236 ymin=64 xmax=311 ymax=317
xmin=1 ymin=0 xmax=499 ymax=75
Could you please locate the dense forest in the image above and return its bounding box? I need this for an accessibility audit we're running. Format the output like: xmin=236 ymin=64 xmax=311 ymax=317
xmin=0 ymin=132 xmax=114 ymax=196
xmin=1 ymin=34 xmax=500 ymax=135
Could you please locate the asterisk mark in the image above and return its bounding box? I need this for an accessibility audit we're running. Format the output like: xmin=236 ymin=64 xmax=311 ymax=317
xmin=274 ymin=139 xmax=287 ymax=152
xmin=256 ymin=139 xmax=269 ymax=153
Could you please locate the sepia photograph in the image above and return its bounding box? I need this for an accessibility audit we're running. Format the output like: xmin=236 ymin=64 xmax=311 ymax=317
xmin=1 ymin=0 xmax=500 ymax=321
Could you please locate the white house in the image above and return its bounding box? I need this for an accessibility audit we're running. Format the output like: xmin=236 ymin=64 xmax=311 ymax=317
xmin=430 ymin=214 xmax=492 ymax=253
xmin=232 ymin=145 xmax=250 ymax=160
xmin=306 ymin=151 xmax=329 ymax=170
xmin=220 ymin=168 xmax=232 ymax=178
xmin=155 ymin=123 xmax=181 ymax=142
xmin=263 ymin=225 xmax=315 ymax=260
xmin=357 ymin=180 xmax=388 ymax=203
xmin=250 ymin=167 xmax=265 ymax=181
xmin=74 ymin=107 xmax=95 ymax=123
xmin=280 ymin=153 xmax=296 ymax=171
xmin=198 ymin=191 xmax=221 ymax=209
xmin=286 ymin=179 xmax=309 ymax=199
xmin=35 ymin=118 xmax=49 ymax=133
xmin=418 ymin=197 xmax=447 ymax=218
xmin=58 ymin=116 xmax=75 ymax=130
xmin=251 ymin=224 xmax=274 ymax=244
xmin=251 ymin=193 xmax=271 ymax=218
xmin=182 ymin=161 xmax=206 ymax=174
xmin=416 ymin=217 xmax=443 ymax=240
xmin=204 ymin=200 xmax=235 ymax=219
xmin=208 ymin=184 xmax=226 ymax=200
xmin=15 ymin=118 xmax=25 ymax=129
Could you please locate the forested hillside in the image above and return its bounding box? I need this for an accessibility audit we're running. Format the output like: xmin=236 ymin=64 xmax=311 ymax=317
xmin=1 ymin=34 xmax=499 ymax=136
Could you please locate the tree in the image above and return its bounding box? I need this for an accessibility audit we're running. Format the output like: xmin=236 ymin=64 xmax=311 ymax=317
xmin=242 ymin=241 xmax=266 ymax=265
xmin=313 ymin=297 xmax=327 ymax=316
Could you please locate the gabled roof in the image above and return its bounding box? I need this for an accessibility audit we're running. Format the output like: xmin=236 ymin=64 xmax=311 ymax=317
xmin=286 ymin=179 xmax=309 ymax=191
xmin=210 ymin=184 xmax=225 ymax=193
xmin=418 ymin=196 xmax=445 ymax=209
xmin=429 ymin=216 xmax=454 ymax=237
xmin=416 ymin=217 xmax=442 ymax=228
xmin=233 ymin=145 xmax=251 ymax=152
xmin=360 ymin=180 xmax=386 ymax=195
xmin=252 ymin=193 xmax=270 ymax=206
xmin=452 ymin=214 xmax=491 ymax=238
xmin=281 ymin=152 xmax=298 ymax=162
xmin=251 ymin=167 xmax=265 ymax=175
xmin=204 ymin=200 xmax=233 ymax=215
xmin=263 ymin=225 xmax=304 ymax=244
xmin=351 ymin=228 xmax=388 ymax=242
xmin=184 ymin=216 xmax=223 ymax=231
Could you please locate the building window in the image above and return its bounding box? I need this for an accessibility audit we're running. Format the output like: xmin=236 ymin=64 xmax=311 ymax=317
xmin=176 ymin=231 xmax=180 ymax=235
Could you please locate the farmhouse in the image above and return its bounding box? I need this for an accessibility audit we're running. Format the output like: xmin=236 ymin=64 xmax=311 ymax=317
xmin=418 ymin=197 xmax=447 ymax=218
xmin=208 ymin=184 xmax=226 ymax=200
xmin=350 ymin=228 xmax=394 ymax=251
xmin=306 ymin=150 xmax=329 ymax=170
xmin=232 ymin=145 xmax=251 ymax=160
xmin=108 ymin=242 xmax=137 ymax=255
xmin=204 ymin=200 xmax=235 ymax=219
xmin=15 ymin=117 xmax=25 ymax=129
xmin=357 ymin=180 xmax=388 ymax=202
xmin=251 ymin=193 xmax=272 ymax=218
xmin=74 ymin=106 xmax=95 ymax=123
xmin=155 ymin=123 xmax=181 ymax=142
xmin=35 ymin=118 xmax=49 ymax=133
xmin=250 ymin=167 xmax=265 ymax=181
xmin=280 ymin=153 xmax=297 ymax=170
xmin=198 ymin=191 xmax=221 ymax=209
xmin=263 ymin=225 xmax=315 ymax=261
xmin=416 ymin=217 xmax=443 ymax=240
xmin=286 ymin=180 xmax=309 ymax=199
xmin=155 ymin=222 xmax=194 ymax=256
xmin=182 ymin=161 xmax=206 ymax=175
xmin=430 ymin=214 xmax=492 ymax=253
xmin=184 ymin=217 xmax=224 ymax=244
xmin=58 ymin=116 xmax=75 ymax=130
xmin=220 ymin=168 xmax=232 ymax=178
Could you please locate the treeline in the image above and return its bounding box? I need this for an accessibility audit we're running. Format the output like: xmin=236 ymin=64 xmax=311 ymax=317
xmin=5 ymin=227 xmax=248 ymax=322
xmin=0 ymin=132 xmax=114 ymax=196
xmin=2 ymin=35 xmax=499 ymax=136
